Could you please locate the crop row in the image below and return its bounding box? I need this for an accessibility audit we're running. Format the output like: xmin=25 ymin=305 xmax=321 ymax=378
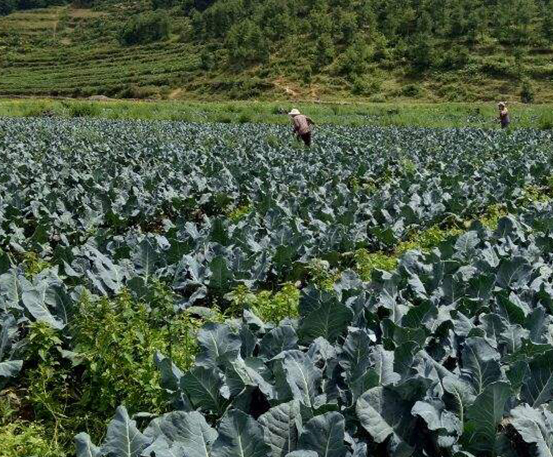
xmin=0 ymin=119 xmax=552 ymax=307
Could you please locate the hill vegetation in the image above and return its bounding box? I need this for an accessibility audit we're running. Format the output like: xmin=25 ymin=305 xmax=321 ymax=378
xmin=0 ymin=0 xmax=552 ymax=101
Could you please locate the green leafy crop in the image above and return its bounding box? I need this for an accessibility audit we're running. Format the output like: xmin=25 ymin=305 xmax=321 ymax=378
xmin=0 ymin=118 xmax=552 ymax=457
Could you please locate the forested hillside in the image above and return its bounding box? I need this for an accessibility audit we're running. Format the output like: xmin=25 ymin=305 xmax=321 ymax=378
xmin=1 ymin=0 xmax=553 ymax=101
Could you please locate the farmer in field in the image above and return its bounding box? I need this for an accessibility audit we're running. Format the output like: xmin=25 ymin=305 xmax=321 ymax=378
xmin=498 ymin=102 xmax=510 ymax=129
xmin=289 ymin=109 xmax=315 ymax=147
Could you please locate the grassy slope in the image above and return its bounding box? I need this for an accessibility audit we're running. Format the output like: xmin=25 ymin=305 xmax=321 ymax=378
xmin=1 ymin=5 xmax=553 ymax=102
xmin=1 ymin=98 xmax=552 ymax=129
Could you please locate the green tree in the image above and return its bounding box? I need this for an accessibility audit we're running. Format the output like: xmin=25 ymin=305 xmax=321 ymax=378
xmin=408 ymin=34 xmax=436 ymax=70
xmin=119 ymin=11 xmax=171 ymax=46
xmin=0 ymin=0 xmax=16 ymax=15
xmin=448 ymin=1 xmax=467 ymax=37
xmin=337 ymin=34 xmax=371 ymax=77
xmin=335 ymin=9 xmax=358 ymax=44
xmin=543 ymin=2 xmax=553 ymax=40
xmin=202 ymin=0 xmax=241 ymax=39
xmin=261 ymin=0 xmax=294 ymax=41
xmin=416 ymin=10 xmax=433 ymax=35
xmin=17 ymin=0 xmax=44 ymax=9
xmin=226 ymin=19 xmax=270 ymax=67
xmin=314 ymin=32 xmax=335 ymax=69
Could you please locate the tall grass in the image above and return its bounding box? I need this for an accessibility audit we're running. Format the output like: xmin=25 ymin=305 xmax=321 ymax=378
xmin=0 ymin=99 xmax=551 ymax=129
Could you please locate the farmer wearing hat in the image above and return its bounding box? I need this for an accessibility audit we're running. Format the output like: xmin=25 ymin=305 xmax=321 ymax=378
xmin=289 ymin=109 xmax=315 ymax=146
xmin=498 ymin=102 xmax=510 ymax=129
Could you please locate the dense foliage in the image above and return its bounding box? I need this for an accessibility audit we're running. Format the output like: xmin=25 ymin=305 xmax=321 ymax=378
xmin=1 ymin=118 xmax=553 ymax=455
xmin=0 ymin=0 xmax=70 ymax=14
xmin=119 ymin=11 xmax=171 ymax=46
xmin=83 ymin=205 xmax=553 ymax=456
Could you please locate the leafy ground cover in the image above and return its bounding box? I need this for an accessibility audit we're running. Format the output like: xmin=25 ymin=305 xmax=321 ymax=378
xmin=1 ymin=118 xmax=553 ymax=455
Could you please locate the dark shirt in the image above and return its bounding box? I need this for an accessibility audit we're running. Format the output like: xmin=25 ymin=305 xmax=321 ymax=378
xmin=499 ymin=109 xmax=510 ymax=126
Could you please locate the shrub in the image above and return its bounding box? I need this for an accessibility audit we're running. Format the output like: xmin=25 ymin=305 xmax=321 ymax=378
xmin=119 ymin=11 xmax=171 ymax=46
xmin=480 ymin=56 xmax=516 ymax=77
xmin=238 ymin=112 xmax=252 ymax=123
xmin=16 ymin=284 xmax=212 ymax=449
xmin=314 ymin=33 xmax=335 ymax=69
xmin=401 ymin=83 xmax=422 ymax=97
xmin=225 ymin=284 xmax=300 ymax=323
xmin=520 ymin=78 xmax=535 ymax=103
xmin=336 ymin=39 xmax=371 ymax=77
xmin=118 ymin=85 xmax=159 ymax=100
xmin=436 ymin=83 xmax=474 ymax=102
xmin=0 ymin=422 xmax=66 ymax=457
xmin=68 ymin=102 xmax=101 ymax=118
xmin=538 ymin=111 xmax=553 ymax=130
xmin=21 ymin=102 xmax=52 ymax=118
xmin=355 ymin=249 xmax=398 ymax=281
xmin=440 ymin=45 xmax=470 ymax=70
xmin=407 ymin=35 xmax=436 ymax=70
xmin=351 ymin=75 xmax=382 ymax=96
xmin=369 ymin=93 xmax=387 ymax=103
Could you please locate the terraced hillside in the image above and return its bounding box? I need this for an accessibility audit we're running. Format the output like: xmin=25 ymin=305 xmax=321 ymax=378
xmin=1 ymin=2 xmax=553 ymax=101
xmin=0 ymin=7 xmax=204 ymax=98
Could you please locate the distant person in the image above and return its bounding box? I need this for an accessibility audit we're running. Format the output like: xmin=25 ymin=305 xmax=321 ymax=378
xmin=289 ymin=109 xmax=315 ymax=147
xmin=498 ymin=102 xmax=510 ymax=129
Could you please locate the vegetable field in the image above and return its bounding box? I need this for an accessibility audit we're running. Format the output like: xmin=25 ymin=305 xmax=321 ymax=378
xmin=2 ymin=118 xmax=553 ymax=456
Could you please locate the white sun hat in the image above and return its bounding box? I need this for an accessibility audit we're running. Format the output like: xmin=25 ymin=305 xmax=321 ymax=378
xmin=288 ymin=108 xmax=301 ymax=116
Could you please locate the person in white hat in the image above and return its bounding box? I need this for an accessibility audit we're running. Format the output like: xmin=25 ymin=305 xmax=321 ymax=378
xmin=497 ymin=102 xmax=510 ymax=129
xmin=288 ymin=108 xmax=315 ymax=146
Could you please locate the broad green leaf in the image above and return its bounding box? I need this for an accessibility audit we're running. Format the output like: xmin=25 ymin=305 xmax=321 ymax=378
xmin=464 ymin=381 xmax=512 ymax=455
xmin=496 ymin=257 xmax=532 ymax=290
xmin=143 ymin=411 xmax=218 ymax=457
xmin=258 ymin=400 xmax=301 ymax=457
xmin=225 ymin=357 xmax=274 ymax=398
xmin=281 ymin=350 xmax=322 ymax=409
xmin=510 ymin=404 xmax=553 ymax=457
xmin=181 ymin=366 xmax=228 ymax=414
xmin=443 ymin=376 xmax=475 ymax=429
xmin=0 ymin=269 xmax=22 ymax=310
xmin=298 ymin=295 xmax=353 ymax=344
xmin=212 ymin=409 xmax=271 ymax=457
xmin=340 ymin=328 xmax=379 ymax=400
xmin=0 ymin=315 xmax=22 ymax=382
xmin=101 ymin=407 xmax=150 ymax=457
xmin=0 ymin=360 xmax=22 ymax=379
xmin=356 ymin=387 xmax=415 ymax=457
xmin=75 ymin=433 xmax=101 ymax=457
xmin=412 ymin=399 xmax=462 ymax=448
xmin=340 ymin=328 xmax=372 ymax=378
xmin=259 ymin=326 xmax=298 ymax=360
xmin=196 ymin=323 xmax=241 ymax=369
xmin=454 ymin=231 xmax=480 ymax=259
xmin=521 ymin=350 xmax=553 ymax=407
xmin=21 ymin=286 xmax=65 ymax=329
xmin=369 ymin=345 xmax=401 ymax=387
xmin=296 ymin=412 xmax=347 ymax=457
xmin=209 ymin=256 xmax=233 ymax=292
xmin=461 ymin=337 xmax=502 ymax=395
xmin=134 ymin=238 xmax=158 ymax=280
